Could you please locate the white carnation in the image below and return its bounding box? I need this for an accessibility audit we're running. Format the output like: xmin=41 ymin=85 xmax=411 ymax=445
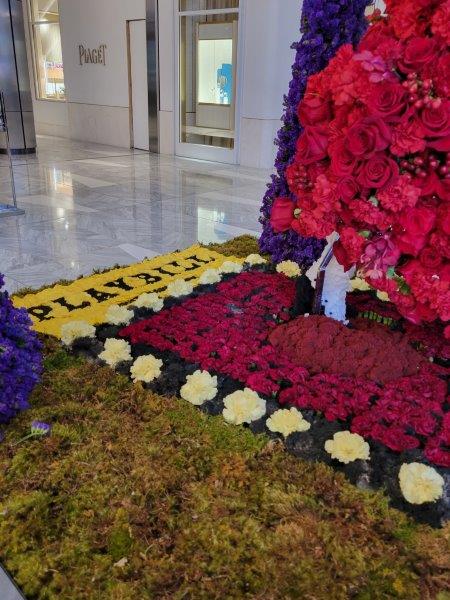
xmin=99 ymin=338 xmax=132 ymax=367
xmin=325 ymin=431 xmax=370 ymax=464
xmin=60 ymin=320 xmax=96 ymax=346
xmin=132 ymin=293 xmax=164 ymax=312
xmin=266 ymin=408 xmax=311 ymax=438
xmin=399 ymin=463 xmax=444 ymax=505
xmin=219 ymin=261 xmax=243 ymax=274
xmin=130 ymin=355 xmax=163 ymax=383
xmin=223 ymin=388 xmax=266 ymax=425
xmin=244 ymin=254 xmax=267 ymax=266
xmin=180 ymin=370 xmax=218 ymax=405
xmin=105 ymin=304 xmax=133 ymax=326
xmin=199 ymin=269 xmax=222 ymax=285
xmin=166 ymin=279 xmax=194 ymax=298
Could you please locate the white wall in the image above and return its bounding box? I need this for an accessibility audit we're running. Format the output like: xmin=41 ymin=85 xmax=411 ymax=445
xmin=60 ymin=0 xmax=145 ymax=147
xmin=238 ymin=0 xmax=301 ymax=168
xmin=158 ymin=0 xmax=175 ymax=155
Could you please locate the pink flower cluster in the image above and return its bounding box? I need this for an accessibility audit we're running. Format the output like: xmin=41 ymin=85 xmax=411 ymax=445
xmin=120 ymin=272 xmax=449 ymax=467
xmin=270 ymin=0 xmax=450 ymax=325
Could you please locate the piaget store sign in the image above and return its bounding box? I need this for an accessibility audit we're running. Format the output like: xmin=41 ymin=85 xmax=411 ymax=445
xmin=79 ymin=44 xmax=107 ymax=66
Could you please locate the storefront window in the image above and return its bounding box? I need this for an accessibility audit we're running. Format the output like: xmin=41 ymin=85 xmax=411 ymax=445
xmin=29 ymin=0 xmax=65 ymax=101
xmin=179 ymin=5 xmax=239 ymax=151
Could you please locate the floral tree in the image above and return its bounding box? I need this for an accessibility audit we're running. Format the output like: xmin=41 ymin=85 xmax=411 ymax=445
xmin=259 ymin=0 xmax=371 ymax=269
xmin=0 ymin=274 xmax=42 ymax=426
xmin=270 ymin=0 xmax=450 ymax=326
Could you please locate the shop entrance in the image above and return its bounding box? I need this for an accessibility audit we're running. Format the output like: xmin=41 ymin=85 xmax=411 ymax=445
xmin=176 ymin=0 xmax=240 ymax=163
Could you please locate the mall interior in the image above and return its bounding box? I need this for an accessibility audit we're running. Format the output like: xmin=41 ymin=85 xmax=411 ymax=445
xmin=0 ymin=0 xmax=318 ymax=294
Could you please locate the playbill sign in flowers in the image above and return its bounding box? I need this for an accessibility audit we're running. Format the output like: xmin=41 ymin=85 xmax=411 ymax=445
xmin=13 ymin=246 xmax=242 ymax=337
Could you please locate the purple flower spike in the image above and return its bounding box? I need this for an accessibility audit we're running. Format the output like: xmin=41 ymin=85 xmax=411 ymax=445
xmin=259 ymin=0 xmax=371 ymax=268
xmin=0 ymin=274 xmax=43 ymax=425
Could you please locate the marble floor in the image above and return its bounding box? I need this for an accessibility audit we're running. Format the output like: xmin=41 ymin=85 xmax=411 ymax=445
xmin=0 ymin=136 xmax=269 ymax=293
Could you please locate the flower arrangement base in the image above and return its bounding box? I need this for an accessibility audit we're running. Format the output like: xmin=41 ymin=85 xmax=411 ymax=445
xmin=64 ymin=265 xmax=448 ymax=527
xmin=269 ymin=315 xmax=428 ymax=384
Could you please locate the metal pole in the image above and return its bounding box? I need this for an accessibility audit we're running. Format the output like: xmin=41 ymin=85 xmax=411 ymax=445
xmin=0 ymin=90 xmax=24 ymax=217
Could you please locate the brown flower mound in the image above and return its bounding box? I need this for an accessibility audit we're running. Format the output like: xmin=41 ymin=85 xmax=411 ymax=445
xmin=269 ymin=315 xmax=427 ymax=384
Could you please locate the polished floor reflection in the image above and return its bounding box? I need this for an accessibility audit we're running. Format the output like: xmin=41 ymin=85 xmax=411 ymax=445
xmin=0 ymin=136 xmax=268 ymax=293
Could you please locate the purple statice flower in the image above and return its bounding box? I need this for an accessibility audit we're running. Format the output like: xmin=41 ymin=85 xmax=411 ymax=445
xmin=259 ymin=0 xmax=372 ymax=268
xmin=0 ymin=274 xmax=43 ymax=424
xmin=31 ymin=421 xmax=51 ymax=436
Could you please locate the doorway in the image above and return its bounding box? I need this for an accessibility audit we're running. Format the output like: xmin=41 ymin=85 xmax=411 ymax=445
xmin=176 ymin=0 xmax=240 ymax=163
xmin=127 ymin=19 xmax=150 ymax=151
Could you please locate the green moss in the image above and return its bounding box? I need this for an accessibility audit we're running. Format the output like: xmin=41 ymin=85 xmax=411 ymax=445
xmin=205 ymin=234 xmax=260 ymax=258
xmin=0 ymin=339 xmax=448 ymax=599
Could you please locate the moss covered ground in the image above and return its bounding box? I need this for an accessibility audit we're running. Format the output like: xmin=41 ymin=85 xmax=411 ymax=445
xmin=1 ymin=237 xmax=449 ymax=599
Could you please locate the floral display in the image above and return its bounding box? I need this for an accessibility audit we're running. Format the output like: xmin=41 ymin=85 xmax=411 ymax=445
xmin=259 ymin=0 xmax=371 ymax=267
xmin=0 ymin=274 xmax=42 ymax=425
xmin=119 ymin=271 xmax=449 ymax=469
xmin=222 ymin=389 xmax=266 ymax=425
xmin=325 ymin=431 xmax=370 ymax=463
xmin=399 ymin=462 xmax=445 ymax=504
xmin=270 ymin=0 xmax=450 ymax=324
xmin=61 ymin=258 xmax=449 ymax=524
xmin=60 ymin=320 xmax=96 ymax=346
xmin=266 ymin=407 xmax=311 ymax=438
xmin=105 ymin=304 xmax=134 ymax=326
xmin=98 ymin=338 xmax=132 ymax=368
xmin=180 ymin=370 xmax=218 ymax=406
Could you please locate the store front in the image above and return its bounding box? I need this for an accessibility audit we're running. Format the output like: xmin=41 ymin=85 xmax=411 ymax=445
xmin=17 ymin=0 xmax=303 ymax=168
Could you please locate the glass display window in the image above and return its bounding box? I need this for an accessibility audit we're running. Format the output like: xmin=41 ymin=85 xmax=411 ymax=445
xmin=29 ymin=0 xmax=65 ymax=101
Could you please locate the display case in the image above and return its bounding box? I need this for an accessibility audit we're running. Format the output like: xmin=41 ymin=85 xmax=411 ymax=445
xmin=196 ymin=22 xmax=237 ymax=131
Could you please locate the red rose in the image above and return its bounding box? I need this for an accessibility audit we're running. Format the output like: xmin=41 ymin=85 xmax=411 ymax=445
xmin=295 ymin=125 xmax=329 ymax=165
xmin=397 ymin=36 xmax=438 ymax=74
xmin=346 ymin=117 xmax=392 ymax=158
xmin=329 ymin=139 xmax=359 ymax=176
xmin=420 ymin=101 xmax=450 ymax=151
xmin=298 ymin=93 xmax=331 ymax=125
xmin=357 ymin=154 xmax=399 ymax=189
xmin=396 ymin=206 xmax=436 ymax=256
xmin=367 ymin=82 xmax=409 ymax=122
xmin=270 ymin=197 xmax=295 ymax=233
xmin=420 ymin=247 xmax=442 ymax=270
xmin=337 ymin=176 xmax=360 ymax=201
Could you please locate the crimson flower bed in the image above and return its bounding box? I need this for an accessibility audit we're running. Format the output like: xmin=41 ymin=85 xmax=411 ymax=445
xmin=120 ymin=272 xmax=449 ymax=469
